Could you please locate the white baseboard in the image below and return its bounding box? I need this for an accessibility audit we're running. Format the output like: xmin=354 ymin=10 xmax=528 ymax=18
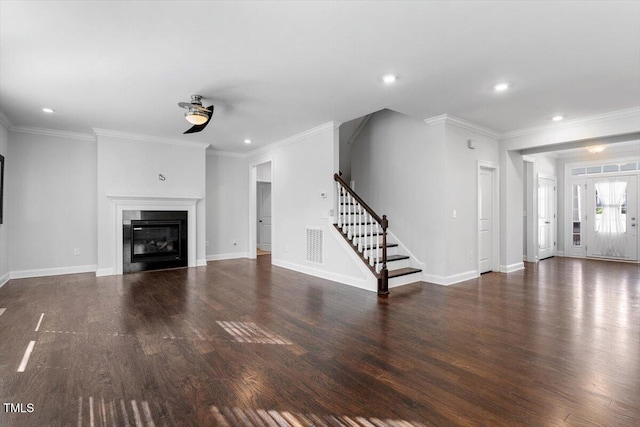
xmin=196 ymin=258 xmax=207 ymax=267
xmin=272 ymin=258 xmax=375 ymax=293
xmin=0 ymin=272 xmax=10 ymax=288
xmin=500 ymin=262 xmax=525 ymax=273
xmin=422 ymin=269 xmax=479 ymax=286
xmin=95 ymin=268 xmax=113 ymax=277
xmin=206 ymin=252 xmax=249 ymax=262
xmin=11 ymin=264 xmax=97 ymax=280
xmin=556 ymin=251 xmax=565 ymax=257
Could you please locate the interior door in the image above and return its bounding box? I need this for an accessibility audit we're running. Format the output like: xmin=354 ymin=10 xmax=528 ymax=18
xmin=257 ymin=182 xmax=272 ymax=251
xmin=586 ymin=175 xmax=637 ymax=260
xmin=537 ymin=175 xmax=557 ymax=260
xmin=479 ymin=167 xmax=494 ymax=273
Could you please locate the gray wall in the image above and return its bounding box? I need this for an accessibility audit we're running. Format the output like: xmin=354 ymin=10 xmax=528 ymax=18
xmin=0 ymin=124 xmax=9 ymax=284
xmin=350 ymin=109 xmax=500 ymax=281
xmin=206 ymin=154 xmax=249 ymax=257
xmin=8 ymin=131 xmax=97 ymax=274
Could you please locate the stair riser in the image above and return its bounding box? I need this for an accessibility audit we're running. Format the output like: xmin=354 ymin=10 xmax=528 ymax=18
xmin=340 ymin=221 xmax=382 ymax=232
xmin=386 ymin=259 xmax=410 ymax=269
xmin=352 ymin=235 xmax=386 ymax=246
xmin=389 ymin=271 xmax=422 ymax=287
xmin=363 ymin=246 xmax=399 ymax=258
xmin=340 ymin=226 xmax=383 ymax=238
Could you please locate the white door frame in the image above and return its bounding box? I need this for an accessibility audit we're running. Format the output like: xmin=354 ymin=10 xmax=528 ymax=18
xmin=523 ymin=156 xmax=537 ymax=262
xmin=477 ymin=161 xmax=500 ymax=273
xmin=249 ymin=159 xmax=273 ymax=259
xmin=537 ymin=173 xmax=557 ymax=260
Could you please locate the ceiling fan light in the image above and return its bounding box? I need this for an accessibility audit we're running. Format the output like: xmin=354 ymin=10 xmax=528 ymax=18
xmin=185 ymin=111 xmax=208 ymax=125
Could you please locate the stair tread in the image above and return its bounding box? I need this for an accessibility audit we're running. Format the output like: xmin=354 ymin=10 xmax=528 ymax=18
xmin=387 ymin=254 xmax=410 ymax=262
xmin=388 ymin=267 xmax=422 ymax=278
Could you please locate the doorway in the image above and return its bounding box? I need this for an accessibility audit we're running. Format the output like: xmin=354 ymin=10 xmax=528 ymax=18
xmin=537 ymin=174 xmax=557 ymax=260
xmin=250 ymin=160 xmax=273 ymax=258
xmin=586 ymin=175 xmax=638 ymax=260
xmin=257 ymin=182 xmax=272 ymax=252
xmin=478 ymin=162 xmax=499 ymax=274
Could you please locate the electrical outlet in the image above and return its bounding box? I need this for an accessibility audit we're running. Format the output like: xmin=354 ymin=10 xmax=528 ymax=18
xmin=232 ymin=240 xmax=236 ymax=246
xmin=206 ymin=240 xmax=210 ymax=247
xmin=73 ymin=248 xmax=80 ymax=256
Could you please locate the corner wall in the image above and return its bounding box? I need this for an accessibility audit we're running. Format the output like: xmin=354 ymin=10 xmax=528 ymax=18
xmin=6 ymin=131 xmax=97 ymax=277
xmin=350 ymin=110 xmax=500 ymax=284
xmin=206 ymin=153 xmax=249 ymax=260
xmin=0 ymin=123 xmax=9 ymax=285
xmin=248 ymin=123 xmax=373 ymax=291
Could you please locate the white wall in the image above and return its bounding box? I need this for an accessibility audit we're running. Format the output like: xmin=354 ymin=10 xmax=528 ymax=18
xmin=8 ymin=131 xmax=97 ymax=276
xmin=96 ymin=134 xmax=207 ymax=273
xmin=248 ymin=123 xmax=373 ymax=291
xmin=206 ymin=153 xmax=249 ymax=259
xmin=0 ymin=123 xmax=9 ymax=285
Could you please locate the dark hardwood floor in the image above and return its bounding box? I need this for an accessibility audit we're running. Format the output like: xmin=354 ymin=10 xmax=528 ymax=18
xmin=0 ymin=256 xmax=638 ymax=426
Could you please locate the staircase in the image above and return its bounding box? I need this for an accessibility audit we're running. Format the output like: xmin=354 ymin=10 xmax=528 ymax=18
xmin=334 ymin=173 xmax=422 ymax=296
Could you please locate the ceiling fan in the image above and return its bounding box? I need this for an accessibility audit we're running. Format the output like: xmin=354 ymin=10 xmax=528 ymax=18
xmin=178 ymin=95 xmax=214 ymax=134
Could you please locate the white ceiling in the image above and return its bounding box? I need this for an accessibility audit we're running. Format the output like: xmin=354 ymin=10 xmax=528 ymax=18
xmin=1 ymin=1 xmax=639 ymax=153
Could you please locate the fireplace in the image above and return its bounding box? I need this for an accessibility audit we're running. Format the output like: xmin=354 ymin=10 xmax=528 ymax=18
xmin=123 ymin=210 xmax=188 ymax=273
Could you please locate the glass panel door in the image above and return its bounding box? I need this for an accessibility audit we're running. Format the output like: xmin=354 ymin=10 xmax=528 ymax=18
xmin=586 ymin=176 xmax=638 ymax=260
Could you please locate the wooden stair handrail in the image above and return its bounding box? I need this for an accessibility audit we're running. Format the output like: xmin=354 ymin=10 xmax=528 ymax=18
xmin=334 ymin=173 xmax=384 ymax=225
xmin=334 ymin=173 xmax=389 ymax=296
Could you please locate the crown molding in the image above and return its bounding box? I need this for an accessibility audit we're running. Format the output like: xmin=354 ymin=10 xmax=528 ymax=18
xmin=501 ymin=107 xmax=640 ymax=140
xmin=424 ymin=114 xmax=501 ymax=139
xmin=93 ymin=128 xmax=210 ymax=150
xmin=246 ymin=121 xmax=340 ymax=158
xmin=0 ymin=110 xmax=13 ymax=130
xmin=10 ymin=125 xmax=96 ymax=142
xmin=206 ymin=149 xmax=246 ymax=158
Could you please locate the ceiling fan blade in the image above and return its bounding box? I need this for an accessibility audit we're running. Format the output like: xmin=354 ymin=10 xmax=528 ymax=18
xmin=183 ymin=105 xmax=214 ymax=134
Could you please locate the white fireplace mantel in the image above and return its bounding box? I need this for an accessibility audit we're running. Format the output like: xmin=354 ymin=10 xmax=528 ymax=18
xmin=99 ymin=194 xmax=202 ymax=276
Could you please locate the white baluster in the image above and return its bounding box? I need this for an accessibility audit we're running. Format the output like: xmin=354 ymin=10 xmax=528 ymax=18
xmin=342 ymin=188 xmax=348 ymax=234
xmin=337 ymin=183 xmax=342 ymax=228
xmin=347 ymin=194 xmax=353 ymax=240
xmin=357 ymin=203 xmax=363 ymax=252
xmin=368 ymin=213 xmax=374 ymax=266
xmin=374 ymin=220 xmax=380 ymax=272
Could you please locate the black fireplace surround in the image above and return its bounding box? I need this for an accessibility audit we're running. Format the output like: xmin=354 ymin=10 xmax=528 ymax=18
xmin=123 ymin=210 xmax=188 ymax=273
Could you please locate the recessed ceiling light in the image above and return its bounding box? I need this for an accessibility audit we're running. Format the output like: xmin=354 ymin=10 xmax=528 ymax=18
xmin=42 ymin=108 xmax=55 ymax=113
xmin=493 ymin=82 xmax=509 ymax=92
xmin=244 ymin=139 xmax=252 ymax=144
xmin=382 ymin=74 xmax=397 ymax=84
xmin=552 ymin=115 xmax=564 ymax=122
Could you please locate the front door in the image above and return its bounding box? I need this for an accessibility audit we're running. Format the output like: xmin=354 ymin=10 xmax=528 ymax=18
xmin=586 ymin=175 xmax=638 ymax=260
xmin=538 ymin=175 xmax=557 ymax=260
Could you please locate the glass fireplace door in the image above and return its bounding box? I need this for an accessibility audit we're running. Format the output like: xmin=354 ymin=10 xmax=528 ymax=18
xmin=131 ymin=221 xmax=181 ymax=261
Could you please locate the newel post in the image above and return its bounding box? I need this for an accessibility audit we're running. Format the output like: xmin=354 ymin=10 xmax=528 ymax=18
xmin=378 ymin=215 xmax=389 ymax=297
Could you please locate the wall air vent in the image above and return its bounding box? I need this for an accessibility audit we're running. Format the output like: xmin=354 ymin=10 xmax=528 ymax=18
xmin=306 ymin=227 xmax=324 ymax=264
